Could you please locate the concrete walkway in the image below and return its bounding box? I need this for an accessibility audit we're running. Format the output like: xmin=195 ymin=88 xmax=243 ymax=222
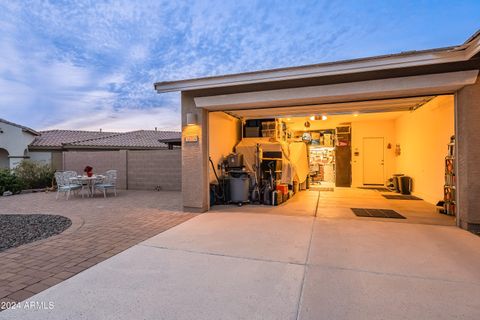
xmin=1 ymin=212 xmax=479 ymax=319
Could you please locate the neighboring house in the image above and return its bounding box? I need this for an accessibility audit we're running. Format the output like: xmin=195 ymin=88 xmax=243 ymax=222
xmin=29 ymin=129 xmax=181 ymax=169
xmin=28 ymin=129 xmax=182 ymax=191
xmin=0 ymin=122 xmax=182 ymax=191
xmin=154 ymin=29 xmax=480 ymax=232
xmin=0 ymin=118 xmax=39 ymax=169
xmin=28 ymin=130 xmax=116 ymax=169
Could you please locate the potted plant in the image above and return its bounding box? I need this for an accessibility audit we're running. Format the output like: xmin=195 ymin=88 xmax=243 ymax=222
xmin=84 ymin=166 xmax=93 ymax=177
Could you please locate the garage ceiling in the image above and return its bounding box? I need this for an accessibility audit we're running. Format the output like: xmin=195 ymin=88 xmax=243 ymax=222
xmin=282 ymin=111 xmax=410 ymax=131
xmin=226 ymin=96 xmax=437 ymax=119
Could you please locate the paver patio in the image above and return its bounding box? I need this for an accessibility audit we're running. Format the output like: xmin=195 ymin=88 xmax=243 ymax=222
xmin=0 ymin=191 xmax=195 ymax=308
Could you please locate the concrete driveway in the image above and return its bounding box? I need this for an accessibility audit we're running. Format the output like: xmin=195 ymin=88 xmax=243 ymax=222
xmin=1 ymin=211 xmax=479 ymax=320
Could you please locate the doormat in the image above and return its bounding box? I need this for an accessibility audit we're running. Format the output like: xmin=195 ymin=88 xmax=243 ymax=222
xmin=358 ymin=187 xmax=391 ymax=192
xmin=310 ymin=186 xmax=334 ymax=191
xmin=351 ymin=208 xmax=406 ymax=219
xmin=382 ymin=194 xmax=422 ymax=200
xmin=318 ymin=187 xmax=334 ymax=192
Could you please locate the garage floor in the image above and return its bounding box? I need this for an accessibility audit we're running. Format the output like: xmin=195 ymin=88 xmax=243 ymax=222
xmin=211 ymin=188 xmax=455 ymax=226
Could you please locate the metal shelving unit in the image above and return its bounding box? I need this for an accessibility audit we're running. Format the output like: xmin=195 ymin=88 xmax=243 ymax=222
xmin=443 ymin=136 xmax=456 ymax=216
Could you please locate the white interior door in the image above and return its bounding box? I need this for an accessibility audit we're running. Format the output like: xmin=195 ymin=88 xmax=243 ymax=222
xmin=363 ymin=137 xmax=384 ymax=185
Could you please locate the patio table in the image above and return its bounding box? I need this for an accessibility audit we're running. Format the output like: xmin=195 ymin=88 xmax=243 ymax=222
xmin=70 ymin=175 xmax=105 ymax=197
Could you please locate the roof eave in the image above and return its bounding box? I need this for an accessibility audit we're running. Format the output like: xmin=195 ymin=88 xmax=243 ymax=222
xmin=63 ymin=145 xmax=169 ymax=150
xmin=0 ymin=118 xmax=39 ymax=135
xmin=154 ymin=30 xmax=480 ymax=93
xmin=22 ymin=129 xmax=40 ymax=136
xmin=28 ymin=145 xmax=63 ymax=150
xmin=158 ymin=138 xmax=182 ymax=143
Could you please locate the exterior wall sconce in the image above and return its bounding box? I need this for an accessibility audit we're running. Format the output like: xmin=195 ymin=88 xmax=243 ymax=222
xmin=186 ymin=113 xmax=198 ymax=126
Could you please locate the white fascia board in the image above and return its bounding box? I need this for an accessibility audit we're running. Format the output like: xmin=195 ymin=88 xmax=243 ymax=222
xmin=194 ymin=70 xmax=479 ymax=111
xmin=155 ymin=49 xmax=469 ymax=93
xmin=465 ymin=35 xmax=480 ymax=59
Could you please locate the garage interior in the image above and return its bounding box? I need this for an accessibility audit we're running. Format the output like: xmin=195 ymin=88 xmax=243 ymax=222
xmin=208 ymin=94 xmax=456 ymax=225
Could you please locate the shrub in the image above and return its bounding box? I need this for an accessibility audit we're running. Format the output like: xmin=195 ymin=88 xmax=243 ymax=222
xmin=0 ymin=169 xmax=24 ymax=194
xmin=14 ymin=160 xmax=55 ymax=190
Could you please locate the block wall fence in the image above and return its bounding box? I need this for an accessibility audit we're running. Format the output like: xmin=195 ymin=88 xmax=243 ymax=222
xmin=62 ymin=149 xmax=181 ymax=191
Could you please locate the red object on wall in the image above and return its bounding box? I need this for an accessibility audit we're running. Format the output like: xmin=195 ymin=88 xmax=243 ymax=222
xmin=276 ymin=184 xmax=288 ymax=195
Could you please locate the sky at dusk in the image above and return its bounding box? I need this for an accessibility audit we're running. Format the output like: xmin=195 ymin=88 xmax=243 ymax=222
xmin=0 ymin=0 xmax=479 ymax=132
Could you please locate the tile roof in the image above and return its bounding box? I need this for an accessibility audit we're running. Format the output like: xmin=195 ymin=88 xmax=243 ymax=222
xmin=30 ymin=129 xmax=181 ymax=150
xmin=0 ymin=118 xmax=39 ymax=135
xmin=30 ymin=130 xmax=117 ymax=148
xmin=66 ymin=130 xmax=180 ymax=149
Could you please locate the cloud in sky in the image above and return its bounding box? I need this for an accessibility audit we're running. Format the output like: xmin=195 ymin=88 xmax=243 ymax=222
xmin=0 ymin=0 xmax=479 ymax=131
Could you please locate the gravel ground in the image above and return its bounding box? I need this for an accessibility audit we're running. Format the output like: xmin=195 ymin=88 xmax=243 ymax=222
xmin=0 ymin=214 xmax=72 ymax=252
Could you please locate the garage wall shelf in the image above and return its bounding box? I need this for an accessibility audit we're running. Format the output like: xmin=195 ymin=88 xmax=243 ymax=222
xmin=443 ymin=135 xmax=456 ymax=216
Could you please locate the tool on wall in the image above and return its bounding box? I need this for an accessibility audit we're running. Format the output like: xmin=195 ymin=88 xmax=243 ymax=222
xmin=250 ymin=144 xmax=261 ymax=203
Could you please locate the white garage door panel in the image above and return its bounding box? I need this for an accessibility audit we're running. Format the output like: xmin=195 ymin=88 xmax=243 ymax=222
xmin=227 ymin=96 xmax=434 ymax=119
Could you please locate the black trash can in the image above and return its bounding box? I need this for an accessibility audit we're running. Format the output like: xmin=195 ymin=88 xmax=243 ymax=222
xmin=399 ymin=176 xmax=412 ymax=195
xmin=392 ymin=174 xmax=404 ymax=193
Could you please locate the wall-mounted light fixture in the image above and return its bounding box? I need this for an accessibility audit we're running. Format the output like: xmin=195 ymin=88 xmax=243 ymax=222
xmin=309 ymin=115 xmax=328 ymax=121
xmin=186 ymin=113 xmax=198 ymax=126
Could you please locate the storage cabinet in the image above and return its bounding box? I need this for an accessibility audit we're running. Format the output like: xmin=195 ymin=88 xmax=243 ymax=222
xmin=335 ymin=125 xmax=352 ymax=187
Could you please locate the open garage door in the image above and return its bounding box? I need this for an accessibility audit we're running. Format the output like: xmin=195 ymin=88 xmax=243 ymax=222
xmin=208 ymin=94 xmax=457 ymax=225
xmin=224 ymin=96 xmax=435 ymax=119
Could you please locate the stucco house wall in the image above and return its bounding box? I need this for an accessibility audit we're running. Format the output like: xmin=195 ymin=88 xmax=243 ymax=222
xmin=0 ymin=120 xmax=38 ymax=169
xmin=29 ymin=151 xmax=52 ymax=166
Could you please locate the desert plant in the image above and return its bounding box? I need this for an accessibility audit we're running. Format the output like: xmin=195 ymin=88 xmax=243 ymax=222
xmin=0 ymin=169 xmax=24 ymax=194
xmin=14 ymin=160 xmax=55 ymax=190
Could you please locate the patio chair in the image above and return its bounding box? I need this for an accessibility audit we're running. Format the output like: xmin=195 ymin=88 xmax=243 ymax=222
xmin=66 ymin=170 xmax=94 ymax=197
xmin=54 ymin=171 xmax=82 ymax=200
xmin=94 ymin=170 xmax=117 ymax=198
xmin=64 ymin=170 xmax=78 ymax=177
xmin=64 ymin=170 xmax=91 ymax=197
